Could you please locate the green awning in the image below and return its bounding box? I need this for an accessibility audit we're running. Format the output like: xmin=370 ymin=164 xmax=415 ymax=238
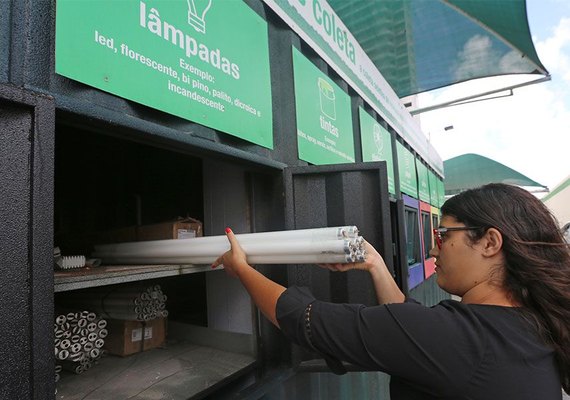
xmin=443 ymin=153 xmax=547 ymax=195
xmin=328 ymin=0 xmax=548 ymax=97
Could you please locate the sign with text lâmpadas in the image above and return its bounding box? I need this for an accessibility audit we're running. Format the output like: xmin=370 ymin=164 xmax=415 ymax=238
xmin=292 ymin=47 xmax=355 ymax=165
xmin=55 ymin=0 xmax=273 ymax=148
xmin=359 ymin=108 xmax=395 ymax=194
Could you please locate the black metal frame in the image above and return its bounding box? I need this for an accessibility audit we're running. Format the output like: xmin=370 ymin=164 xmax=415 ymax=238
xmin=0 ymin=83 xmax=55 ymax=399
xmin=282 ymin=161 xmax=394 ymax=372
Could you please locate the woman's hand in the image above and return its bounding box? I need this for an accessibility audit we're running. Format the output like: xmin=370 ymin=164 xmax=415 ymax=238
xmin=318 ymin=240 xmax=386 ymax=273
xmin=211 ymin=228 xmax=250 ymax=278
xmin=319 ymin=240 xmax=404 ymax=304
xmin=210 ymin=228 xmax=286 ymax=327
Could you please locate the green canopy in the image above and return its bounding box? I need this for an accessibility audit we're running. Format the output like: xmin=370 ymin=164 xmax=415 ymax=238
xmin=328 ymin=0 xmax=548 ymax=97
xmin=443 ymin=153 xmax=547 ymax=195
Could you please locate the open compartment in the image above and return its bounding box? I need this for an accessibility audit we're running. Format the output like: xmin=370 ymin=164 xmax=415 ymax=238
xmin=53 ymin=126 xmax=257 ymax=399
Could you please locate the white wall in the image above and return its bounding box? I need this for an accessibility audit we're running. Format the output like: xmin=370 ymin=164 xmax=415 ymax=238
xmin=543 ymin=180 xmax=570 ymax=228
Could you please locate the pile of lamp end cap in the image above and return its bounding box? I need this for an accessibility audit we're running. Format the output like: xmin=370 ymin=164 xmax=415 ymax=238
xmin=93 ymin=226 xmax=366 ymax=265
xmin=54 ymin=310 xmax=107 ymax=376
xmin=55 ymin=284 xmax=168 ymax=379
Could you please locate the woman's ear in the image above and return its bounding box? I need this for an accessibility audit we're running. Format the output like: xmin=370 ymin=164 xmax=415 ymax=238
xmin=481 ymin=228 xmax=503 ymax=257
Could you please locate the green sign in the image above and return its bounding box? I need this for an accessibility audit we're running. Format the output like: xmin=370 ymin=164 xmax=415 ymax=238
xmin=416 ymin=160 xmax=430 ymax=203
xmin=428 ymin=171 xmax=439 ymax=207
xmin=359 ymin=108 xmax=395 ymax=194
xmin=55 ymin=0 xmax=273 ymax=148
xmin=292 ymin=47 xmax=355 ymax=165
xmin=260 ymin=0 xmax=444 ymax=176
xmin=396 ymin=142 xmax=418 ymax=198
xmin=438 ymin=179 xmax=446 ymax=207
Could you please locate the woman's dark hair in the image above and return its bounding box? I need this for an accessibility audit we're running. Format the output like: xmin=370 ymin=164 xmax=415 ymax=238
xmin=441 ymin=183 xmax=570 ymax=394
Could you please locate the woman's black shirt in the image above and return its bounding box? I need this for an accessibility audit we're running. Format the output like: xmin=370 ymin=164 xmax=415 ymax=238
xmin=276 ymin=286 xmax=561 ymax=400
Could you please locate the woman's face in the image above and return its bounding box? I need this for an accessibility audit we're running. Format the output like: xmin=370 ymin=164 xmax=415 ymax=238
xmin=429 ymin=215 xmax=493 ymax=297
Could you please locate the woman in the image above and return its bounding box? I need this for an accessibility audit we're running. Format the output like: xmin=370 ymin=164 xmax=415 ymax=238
xmin=212 ymin=183 xmax=570 ymax=399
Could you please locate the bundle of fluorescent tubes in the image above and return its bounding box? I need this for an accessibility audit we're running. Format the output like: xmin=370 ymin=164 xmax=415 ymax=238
xmin=93 ymin=226 xmax=366 ymax=265
xmin=59 ymin=285 xmax=168 ymax=321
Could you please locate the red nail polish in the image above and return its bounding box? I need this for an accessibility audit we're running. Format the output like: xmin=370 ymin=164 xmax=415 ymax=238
xmin=225 ymin=227 xmax=231 ymax=234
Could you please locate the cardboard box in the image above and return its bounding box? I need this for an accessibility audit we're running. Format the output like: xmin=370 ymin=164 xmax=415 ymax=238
xmin=137 ymin=217 xmax=203 ymax=241
xmin=92 ymin=217 xmax=203 ymax=245
xmin=104 ymin=317 xmax=167 ymax=356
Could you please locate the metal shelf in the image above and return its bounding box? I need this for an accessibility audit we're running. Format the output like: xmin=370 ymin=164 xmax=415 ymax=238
xmin=55 ymin=264 xmax=212 ymax=292
xmin=56 ymin=340 xmax=256 ymax=399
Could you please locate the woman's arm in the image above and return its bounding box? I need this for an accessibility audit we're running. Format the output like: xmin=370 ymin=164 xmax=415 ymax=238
xmin=211 ymin=228 xmax=286 ymax=327
xmin=320 ymin=241 xmax=404 ymax=305
xmin=211 ymin=229 xmax=404 ymax=330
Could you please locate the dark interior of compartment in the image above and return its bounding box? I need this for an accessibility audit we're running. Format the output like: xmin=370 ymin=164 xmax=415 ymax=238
xmin=54 ymin=126 xmax=204 ymax=254
xmin=158 ymin=274 xmax=208 ymax=326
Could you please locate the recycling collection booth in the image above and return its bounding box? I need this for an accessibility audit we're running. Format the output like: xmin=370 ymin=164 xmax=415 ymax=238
xmin=0 ymin=0 xmax=449 ymax=398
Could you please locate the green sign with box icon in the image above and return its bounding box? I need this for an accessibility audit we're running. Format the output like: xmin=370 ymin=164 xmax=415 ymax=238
xmin=416 ymin=159 xmax=430 ymax=203
xmin=397 ymin=141 xmax=418 ymax=198
xmin=428 ymin=171 xmax=439 ymax=207
xmin=292 ymin=47 xmax=355 ymax=165
xmin=359 ymin=108 xmax=395 ymax=194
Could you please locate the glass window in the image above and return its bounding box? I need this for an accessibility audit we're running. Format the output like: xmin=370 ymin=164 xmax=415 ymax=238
xmin=404 ymin=207 xmax=419 ymax=266
xmin=431 ymin=214 xmax=439 ymax=249
xmin=421 ymin=211 xmax=431 ymax=259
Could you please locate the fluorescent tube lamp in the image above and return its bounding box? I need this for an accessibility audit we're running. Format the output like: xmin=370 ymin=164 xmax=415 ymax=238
xmin=93 ymin=226 xmax=366 ymax=265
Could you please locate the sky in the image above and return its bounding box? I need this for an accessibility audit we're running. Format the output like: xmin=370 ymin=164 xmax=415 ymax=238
xmin=417 ymin=0 xmax=570 ymax=194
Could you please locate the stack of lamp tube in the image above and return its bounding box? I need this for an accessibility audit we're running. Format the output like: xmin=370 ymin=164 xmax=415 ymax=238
xmin=93 ymin=226 xmax=366 ymax=265
xmin=59 ymin=285 xmax=168 ymax=321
